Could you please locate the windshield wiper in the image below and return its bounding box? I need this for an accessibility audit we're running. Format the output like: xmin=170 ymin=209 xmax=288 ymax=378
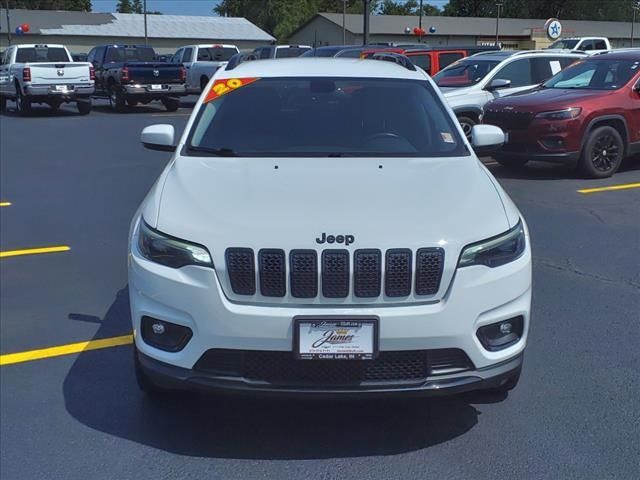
xmin=187 ymin=146 xmax=237 ymax=157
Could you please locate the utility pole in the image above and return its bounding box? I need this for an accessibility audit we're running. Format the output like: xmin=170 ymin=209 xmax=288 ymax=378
xmin=495 ymin=1 xmax=504 ymax=47
xmin=343 ymin=0 xmax=346 ymax=45
xmin=419 ymin=0 xmax=423 ymax=43
xmin=632 ymin=2 xmax=639 ymax=47
xmin=363 ymin=0 xmax=371 ymax=46
xmin=143 ymin=0 xmax=148 ymax=45
xmin=5 ymin=0 xmax=12 ymax=46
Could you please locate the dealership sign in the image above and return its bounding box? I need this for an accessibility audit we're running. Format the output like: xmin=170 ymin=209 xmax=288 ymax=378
xmin=545 ymin=18 xmax=562 ymax=40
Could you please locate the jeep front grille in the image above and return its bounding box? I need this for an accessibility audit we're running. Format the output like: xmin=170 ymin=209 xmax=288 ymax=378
xmin=225 ymin=247 xmax=444 ymax=300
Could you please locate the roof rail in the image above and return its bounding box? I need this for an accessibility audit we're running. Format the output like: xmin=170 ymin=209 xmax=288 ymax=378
xmin=366 ymin=52 xmax=416 ymax=71
xmin=225 ymin=52 xmax=257 ymax=71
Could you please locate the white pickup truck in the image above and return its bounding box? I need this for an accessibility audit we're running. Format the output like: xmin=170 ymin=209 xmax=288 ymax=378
xmin=546 ymin=37 xmax=612 ymax=55
xmin=170 ymin=44 xmax=239 ymax=94
xmin=0 ymin=44 xmax=94 ymax=115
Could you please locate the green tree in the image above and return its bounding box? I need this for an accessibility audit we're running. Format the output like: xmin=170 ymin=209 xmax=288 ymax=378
xmin=379 ymin=0 xmax=419 ymax=15
xmin=116 ymin=0 xmax=133 ymax=13
xmin=132 ymin=0 xmax=143 ymax=14
xmin=10 ymin=0 xmax=91 ymax=10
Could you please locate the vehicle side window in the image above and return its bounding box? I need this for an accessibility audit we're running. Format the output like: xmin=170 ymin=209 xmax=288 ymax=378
xmin=531 ymin=57 xmax=562 ymax=83
xmin=260 ymin=48 xmax=271 ymax=59
xmin=87 ymin=48 xmax=95 ymax=64
xmin=197 ymin=49 xmax=211 ymax=61
xmin=593 ymin=40 xmax=607 ymax=50
xmin=493 ymin=59 xmax=533 ymax=87
xmin=0 ymin=50 xmax=6 ymax=65
xmin=183 ymin=47 xmax=193 ymax=63
xmin=93 ymin=46 xmax=105 ymax=65
xmin=172 ymin=49 xmax=183 ymax=63
xmin=438 ymin=52 xmax=464 ymax=70
xmin=580 ymin=40 xmax=594 ymax=51
xmin=409 ymin=53 xmax=431 ymax=73
xmin=559 ymin=57 xmax=578 ymax=69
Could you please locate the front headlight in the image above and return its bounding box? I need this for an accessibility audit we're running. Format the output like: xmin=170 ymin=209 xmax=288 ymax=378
xmin=458 ymin=220 xmax=526 ymax=268
xmin=138 ymin=220 xmax=213 ymax=269
xmin=535 ymin=107 xmax=581 ymax=121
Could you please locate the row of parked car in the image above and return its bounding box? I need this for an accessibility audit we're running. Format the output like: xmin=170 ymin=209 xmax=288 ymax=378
xmin=0 ymin=41 xmax=637 ymax=177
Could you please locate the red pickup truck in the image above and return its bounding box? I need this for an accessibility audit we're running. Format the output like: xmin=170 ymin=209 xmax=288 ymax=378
xmin=482 ymin=50 xmax=640 ymax=178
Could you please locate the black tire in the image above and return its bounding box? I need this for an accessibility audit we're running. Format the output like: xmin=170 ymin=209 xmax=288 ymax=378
xmin=108 ymin=85 xmax=126 ymax=112
xmin=457 ymin=115 xmax=477 ymax=140
xmin=15 ymin=88 xmax=31 ymax=116
xmin=133 ymin=346 xmax=170 ymax=397
xmin=494 ymin=154 xmax=528 ymax=170
xmin=49 ymin=100 xmax=62 ymax=110
xmin=77 ymin=100 xmax=92 ymax=115
xmin=579 ymin=126 xmax=624 ymax=178
xmin=126 ymin=99 xmax=139 ymax=107
xmin=200 ymin=76 xmax=209 ymax=92
xmin=0 ymin=96 xmax=6 ymax=111
xmin=162 ymin=97 xmax=180 ymax=112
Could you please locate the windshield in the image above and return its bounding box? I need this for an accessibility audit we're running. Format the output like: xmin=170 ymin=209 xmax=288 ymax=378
xmin=433 ymin=60 xmax=499 ymax=87
xmin=106 ymin=47 xmax=156 ymax=63
xmin=275 ymin=47 xmax=311 ymax=58
xmin=544 ymin=59 xmax=640 ymax=90
xmin=548 ymin=39 xmax=579 ymax=49
xmin=16 ymin=47 xmax=70 ymax=63
xmin=187 ymin=77 xmax=467 ymax=157
xmin=197 ymin=47 xmax=238 ymax=62
xmin=301 ymin=48 xmax=340 ymax=57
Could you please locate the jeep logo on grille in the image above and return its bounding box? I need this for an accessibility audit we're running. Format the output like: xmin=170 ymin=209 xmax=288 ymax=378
xmin=57 ymin=69 xmax=64 ymax=76
xmin=316 ymin=233 xmax=355 ymax=246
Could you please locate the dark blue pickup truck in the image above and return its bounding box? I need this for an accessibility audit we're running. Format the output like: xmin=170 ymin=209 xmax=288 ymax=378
xmin=87 ymin=45 xmax=186 ymax=112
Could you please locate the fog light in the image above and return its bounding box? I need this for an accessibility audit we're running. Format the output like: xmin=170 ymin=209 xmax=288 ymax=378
xmin=477 ymin=316 xmax=524 ymax=352
xmin=152 ymin=323 xmax=166 ymax=335
xmin=141 ymin=316 xmax=192 ymax=352
xmin=499 ymin=322 xmax=512 ymax=335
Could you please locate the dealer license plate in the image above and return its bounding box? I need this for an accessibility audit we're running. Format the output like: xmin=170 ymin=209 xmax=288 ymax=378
xmin=294 ymin=318 xmax=378 ymax=360
xmin=150 ymin=84 xmax=162 ymax=90
xmin=55 ymin=85 xmax=69 ymax=92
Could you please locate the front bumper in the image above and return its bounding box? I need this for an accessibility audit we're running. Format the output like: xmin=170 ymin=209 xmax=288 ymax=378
xmin=137 ymin=348 xmax=523 ymax=396
xmin=122 ymin=84 xmax=186 ymax=96
xmin=495 ymin=150 xmax=580 ymax=165
xmin=129 ymin=221 xmax=532 ymax=397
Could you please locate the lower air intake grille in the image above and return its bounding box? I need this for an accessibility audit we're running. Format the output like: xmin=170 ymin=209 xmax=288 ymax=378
xmin=225 ymin=248 xmax=256 ymax=295
xmin=415 ymin=248 xmax=445 ymax=295
xmin=194 ymin=349 xmax=474 ymax=386
xmin=259 ymin=249 xmax=286 ymax=297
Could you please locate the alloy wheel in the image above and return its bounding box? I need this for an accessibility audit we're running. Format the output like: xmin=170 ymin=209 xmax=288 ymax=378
xmin=591 ymin=134 xmax=620 ymax=172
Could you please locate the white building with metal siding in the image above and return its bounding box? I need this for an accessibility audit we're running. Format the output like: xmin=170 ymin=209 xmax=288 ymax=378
xmin=0 ymin=9 xmax=275 ymax=53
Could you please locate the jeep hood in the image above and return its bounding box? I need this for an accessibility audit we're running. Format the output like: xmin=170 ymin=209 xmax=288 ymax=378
xmin=148 ymin=156 xmax=514 ymax=304
xmin=488 ymin=87 xmax=617 ymax=111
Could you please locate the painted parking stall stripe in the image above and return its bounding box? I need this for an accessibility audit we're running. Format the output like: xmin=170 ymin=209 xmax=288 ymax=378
xmin=578 ymin=183 xmax=640 ymax=194
xmin=0 ymin=245 xmax=71 ymax=259
xmin=0 ymin=334 xmax=134 ymax=366
xmin=0 ymin=201 xmax=12 ymax=207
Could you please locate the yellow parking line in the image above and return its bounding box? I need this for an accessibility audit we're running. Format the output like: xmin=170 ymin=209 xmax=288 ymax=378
xmin=577 ymin=183 xmax=640 ymax=194
xmin=0 ymin=245 xmax=71 ymax=258
xmin=0 ymin=202 xmax=11 ymax=207
xmin=0 ymin=334 xmax=133 ymax=366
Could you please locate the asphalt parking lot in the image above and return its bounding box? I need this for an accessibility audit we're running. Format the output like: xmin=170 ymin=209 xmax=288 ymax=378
xmin=1 ymin=98 xmax=639 ymax=480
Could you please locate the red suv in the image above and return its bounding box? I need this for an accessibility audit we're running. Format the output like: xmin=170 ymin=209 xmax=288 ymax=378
xmin=361 ymin=45 xmax=499 ymax=76
xmin=482 ymin=50 xmax=640 ymax=177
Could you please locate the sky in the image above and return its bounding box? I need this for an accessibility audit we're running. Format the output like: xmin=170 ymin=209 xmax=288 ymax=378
xmin=91 ymin=0 xmax=450 ymax=17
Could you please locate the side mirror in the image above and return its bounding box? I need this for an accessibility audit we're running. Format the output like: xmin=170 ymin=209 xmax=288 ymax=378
xmin=471 ymin=124 xmax=505 ymax=155
xmin=141 ymin=124 xmax=176 ymax=152
xmin=487 ymin=78 xmax=512 ymax=91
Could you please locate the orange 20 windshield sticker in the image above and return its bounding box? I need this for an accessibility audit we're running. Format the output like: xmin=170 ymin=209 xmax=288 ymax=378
xmin=204 ymin=77 xmax=260 ymax=103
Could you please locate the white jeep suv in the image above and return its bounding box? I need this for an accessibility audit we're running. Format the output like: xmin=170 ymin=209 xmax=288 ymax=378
xmin=129 ymin=56 xmax=532 ymax=397
xmin=434 ymin=50 xmax=586 ymax=138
